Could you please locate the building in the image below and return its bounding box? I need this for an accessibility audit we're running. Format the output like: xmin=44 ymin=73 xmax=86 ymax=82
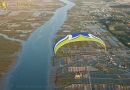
xmin=75 ymin=72 xmax=82 ymax=79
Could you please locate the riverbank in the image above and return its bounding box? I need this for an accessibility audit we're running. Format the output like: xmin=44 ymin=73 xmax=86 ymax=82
xmin=0 ymin=0 xmax=65 ymax=83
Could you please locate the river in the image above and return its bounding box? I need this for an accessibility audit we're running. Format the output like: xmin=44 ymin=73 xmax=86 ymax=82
xmin=0 ymin=0 xmax=75 ymax=90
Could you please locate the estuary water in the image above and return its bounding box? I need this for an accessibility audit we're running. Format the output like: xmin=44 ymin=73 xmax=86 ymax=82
xmin=0 ymin=0 xmax=75 ymax=90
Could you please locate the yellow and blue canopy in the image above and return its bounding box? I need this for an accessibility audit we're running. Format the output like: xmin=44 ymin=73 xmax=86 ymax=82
xmin=53 ymin=32 xmax=106 ymax=54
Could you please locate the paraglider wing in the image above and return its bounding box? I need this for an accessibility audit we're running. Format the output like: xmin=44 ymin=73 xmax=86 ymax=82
xmin=53 ymin=32 xmax=106 ymax=54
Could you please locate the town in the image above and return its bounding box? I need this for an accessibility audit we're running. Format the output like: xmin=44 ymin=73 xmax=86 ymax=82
xmin=49 ymin=0 xmax=130 ymax=89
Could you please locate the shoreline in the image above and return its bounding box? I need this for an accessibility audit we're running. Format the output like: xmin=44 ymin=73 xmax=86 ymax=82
xmin=48 ymin=0 xmax=75 ymax=89
xmin=0 ymin=54 xmax=19 ymax=90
